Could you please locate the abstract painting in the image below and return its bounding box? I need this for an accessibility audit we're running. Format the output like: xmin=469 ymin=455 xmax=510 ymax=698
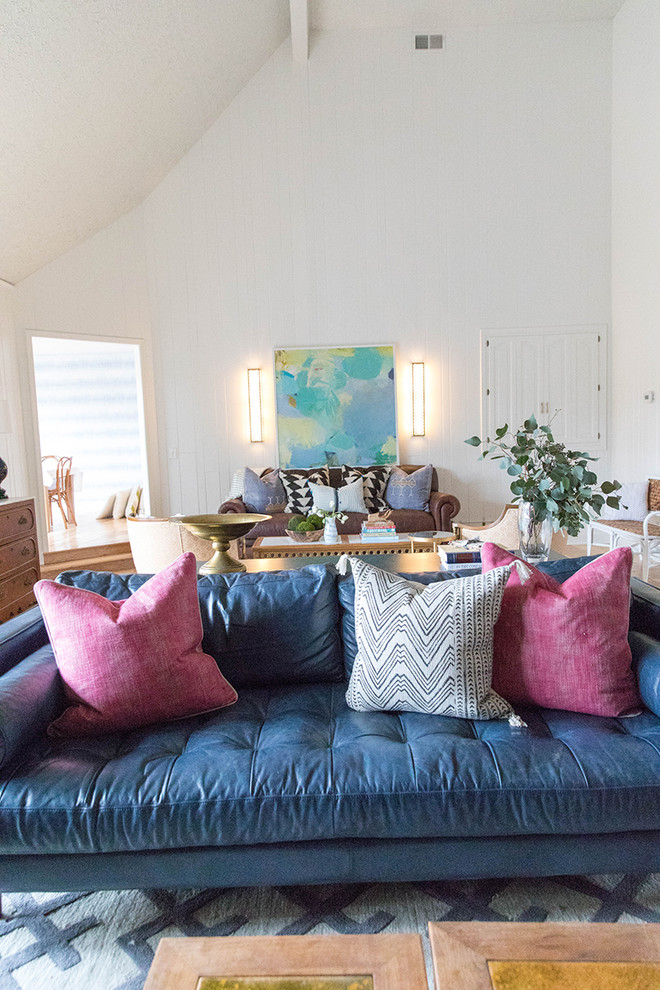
xmin=274 ymin=345 xmax=397 ymax=469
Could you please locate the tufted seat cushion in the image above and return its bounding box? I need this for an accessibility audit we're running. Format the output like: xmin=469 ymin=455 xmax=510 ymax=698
xmin=2 ymin=682 xmax=660 ymax=857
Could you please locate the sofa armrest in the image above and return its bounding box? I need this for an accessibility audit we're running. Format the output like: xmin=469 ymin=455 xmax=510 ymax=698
xmin=630 ymin=630 xmax=660 ymax=716
xmin=0 ymin=605 xmax=49 ymax=676
xmin=218 ymin=498 xmax=249 ymax=514
xmin=0 ymin=646 xmax=64 ymax=769
xmin=428 ymin=491 xmax=461 ymax=532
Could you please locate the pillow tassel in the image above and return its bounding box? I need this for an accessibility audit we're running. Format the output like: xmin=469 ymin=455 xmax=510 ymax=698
xmin=336 ymin=554 xmax=352 ymax=576
xmin=511 ymin=559 xmax=532 ymax=584
xmin=507 ymin=712 xmax=528 ymax=728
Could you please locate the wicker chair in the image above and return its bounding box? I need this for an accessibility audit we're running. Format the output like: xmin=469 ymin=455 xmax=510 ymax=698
xmin=587 ymin=479 xmax=660 ymax=583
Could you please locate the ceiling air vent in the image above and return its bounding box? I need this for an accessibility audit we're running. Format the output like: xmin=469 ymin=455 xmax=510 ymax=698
xmin=415 ymin=34 xmax=443 ymax=51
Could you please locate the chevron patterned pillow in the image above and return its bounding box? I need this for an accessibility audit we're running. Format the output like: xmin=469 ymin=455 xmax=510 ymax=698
xmin=280 ymin=467 xmax=330 ymax=515
xmin=341 ymin=465 xmax=391 ymax=512
xmin=344 ymin=557 xmax=516 ymax=721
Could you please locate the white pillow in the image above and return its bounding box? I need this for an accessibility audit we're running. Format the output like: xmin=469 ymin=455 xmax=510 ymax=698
xmin=599 ymin=481 xmax=648 ymax=521
xmin=309 ymin=478 xmax=368 ymax=515
xmin=112 ymin=488 xmax=132 ymax=519
xmin=126 ymin=484 xmax=142 ymax=517
xmin=96 ymin=493 xmax=116 ymax=520
xmin=344 ymin=557 xmax=516 ymax=720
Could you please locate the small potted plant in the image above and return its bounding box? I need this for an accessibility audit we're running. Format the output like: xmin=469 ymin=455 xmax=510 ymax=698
xmin=286 ymin=513 xmax=324 ymax=542
xmin=466 ymin=414 xmax=623 ymax=562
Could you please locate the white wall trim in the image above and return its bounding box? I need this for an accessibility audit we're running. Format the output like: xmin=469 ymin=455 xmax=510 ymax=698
xmin=23 ymin=329 xmax=163 ymax=555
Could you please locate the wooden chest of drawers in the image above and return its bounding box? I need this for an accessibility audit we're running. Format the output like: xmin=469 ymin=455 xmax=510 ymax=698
xmin=0 ymin=497 xmax=40 ymax=624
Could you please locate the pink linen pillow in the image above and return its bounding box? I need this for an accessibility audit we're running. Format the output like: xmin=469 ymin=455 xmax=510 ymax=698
xmin=481 ymin=543 xmax=639 ymax=717
xmin=34 ymin=552 xmax=237 ymax=737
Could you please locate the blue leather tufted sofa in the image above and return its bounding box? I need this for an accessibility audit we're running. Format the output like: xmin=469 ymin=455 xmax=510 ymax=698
xmin=1 ymin=559 xmax=660 ymax=900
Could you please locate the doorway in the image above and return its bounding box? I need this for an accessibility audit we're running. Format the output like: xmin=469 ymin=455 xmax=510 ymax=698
xmin=30 ymin=335 xmax=150 ymax=551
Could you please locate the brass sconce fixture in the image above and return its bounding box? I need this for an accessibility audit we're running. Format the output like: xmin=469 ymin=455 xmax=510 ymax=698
xmin=411 ymin=362 xmax=425 ymax=437
xmin=247 ymin=368 xmax=263 ymax=442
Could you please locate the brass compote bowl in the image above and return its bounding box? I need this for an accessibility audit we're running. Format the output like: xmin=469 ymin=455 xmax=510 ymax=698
xmin=171 ymin=513 xmax=270 ymax=574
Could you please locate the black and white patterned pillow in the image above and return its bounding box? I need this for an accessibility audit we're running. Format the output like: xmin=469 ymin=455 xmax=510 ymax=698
xmin=341 ymin=465 xmax=391 ymax=513
xmin=344 ymin=557 xmax=516 ymax=720
xmin=280 ymin=467 xmax=330 ymax=515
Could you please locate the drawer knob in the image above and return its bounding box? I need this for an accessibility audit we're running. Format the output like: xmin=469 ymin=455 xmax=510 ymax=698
xmin=21 ymin=546 xmax=30 ymax=556
xmin=24 ymin=577 xmax=32 ymax=588
xmin=18 ymin=515 xmax=28 ymax=526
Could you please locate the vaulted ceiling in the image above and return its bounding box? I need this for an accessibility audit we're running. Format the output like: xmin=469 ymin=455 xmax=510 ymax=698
xmin=1 ymin=0 xmax=626 ymax=285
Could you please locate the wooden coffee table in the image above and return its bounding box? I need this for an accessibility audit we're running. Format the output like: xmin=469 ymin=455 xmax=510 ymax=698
xmin=429 ymin=921 xmax=660 ymax=989
xmin=144 ymin=933 xmax=428 ymax=990
xmin=252 ymin=534 xmax=415 ymax=558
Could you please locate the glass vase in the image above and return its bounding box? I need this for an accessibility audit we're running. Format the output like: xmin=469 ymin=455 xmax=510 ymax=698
xmin=323 ymin=517 xmax=338 ymax=543
xmin=518 ymin=502 xmax=553 ymax=563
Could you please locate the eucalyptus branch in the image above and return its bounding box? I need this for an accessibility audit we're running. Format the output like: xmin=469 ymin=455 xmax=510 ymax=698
xmin=466 ymin=413 xmax=623 ymax=538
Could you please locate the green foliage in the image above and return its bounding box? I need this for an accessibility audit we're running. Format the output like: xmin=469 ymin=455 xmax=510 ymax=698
xmin=307 ymin=513 xmax=324 ymax=529
xmin=286 ymin=514 xmax=306 ymax=531
xmin=465 ymin=416 xmax=623 ymax=538
xmin=297 ymin=520 xmax=316 ymax=532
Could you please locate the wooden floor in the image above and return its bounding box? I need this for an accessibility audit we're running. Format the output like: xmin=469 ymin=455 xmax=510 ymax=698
xmin=41 ymin=515 xmax=135 ymax=579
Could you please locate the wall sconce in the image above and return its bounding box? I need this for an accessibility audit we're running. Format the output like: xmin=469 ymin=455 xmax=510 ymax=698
xmin=247 ymin=368 xmax=263 ymax=442
xmin=411 ymin=362 xmax=425 ymax=436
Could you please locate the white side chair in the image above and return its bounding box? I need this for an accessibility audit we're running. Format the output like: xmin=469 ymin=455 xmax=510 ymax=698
xmin=126 ymin=516 xmax=214 ymax=573
xmin=587 ymin=479 xmax=660 ymax=583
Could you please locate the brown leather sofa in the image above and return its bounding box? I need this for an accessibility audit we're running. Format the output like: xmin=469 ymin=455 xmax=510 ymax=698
xmin=218 ymin=465 xmax=460 ymax=556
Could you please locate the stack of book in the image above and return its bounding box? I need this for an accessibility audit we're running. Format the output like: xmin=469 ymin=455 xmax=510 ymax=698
xmin=360 ymin=519 xmax=397 ymax=542
xmin=437 ymin=543 xmax=482 ymax=570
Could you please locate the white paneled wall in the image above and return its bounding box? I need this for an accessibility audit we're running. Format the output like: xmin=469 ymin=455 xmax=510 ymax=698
xmin=612 ymin=0 xmax=660 ymax=481
xmin=15 ymin=19 xmax=613 ymax=523
xmin=0 ymin=284 xmax=27 ymax=497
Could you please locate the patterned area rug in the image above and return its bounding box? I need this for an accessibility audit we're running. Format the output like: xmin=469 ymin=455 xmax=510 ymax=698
xmin=2 ymin=875 xmax=660 ymax=989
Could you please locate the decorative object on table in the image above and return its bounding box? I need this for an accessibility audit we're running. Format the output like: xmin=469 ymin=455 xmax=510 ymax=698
xmin=341 ymin=464 xmax=391 ymax=512
xmin=144 ymin=933 xmax=427 ymax=990
xmin=361 ymin=518 xmax=397 ymax=542
xmin=429 ymin=921 xmax=660 ymax=990
xmin=34 ymin=553 xmax=237 ymax=738
xmin=286 ymin=512 xmax=325 ymax=542
xmin=436 ymin=542 xmax=482 ymax=571
xmin=587 ymin=478 xmax=660 ymax=583
xmin=482 ymin=543 xmax=639 ymax=717
xmin=466 ymin=414 xmax=623 ymax=562
xmin=385 ymin=463 xmax=433 ymax=511
xmin=172 ymin=513 xmax=270 ymax=573
xmin=340 ymin=555 xmax=524 ymax=722
xmin=274 ymin=345 xmax=398 ymax=469
xmin=280 ymin=466 xmax=330 ymax=515
xmin=0 ymin=398 xmax=11 ymax=500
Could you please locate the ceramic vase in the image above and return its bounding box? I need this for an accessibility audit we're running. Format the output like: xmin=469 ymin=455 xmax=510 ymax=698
xmin=518 ymin=501 xmax=553 ymax=563
xmin=323 ymin=517 xmax=338 ymax=543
